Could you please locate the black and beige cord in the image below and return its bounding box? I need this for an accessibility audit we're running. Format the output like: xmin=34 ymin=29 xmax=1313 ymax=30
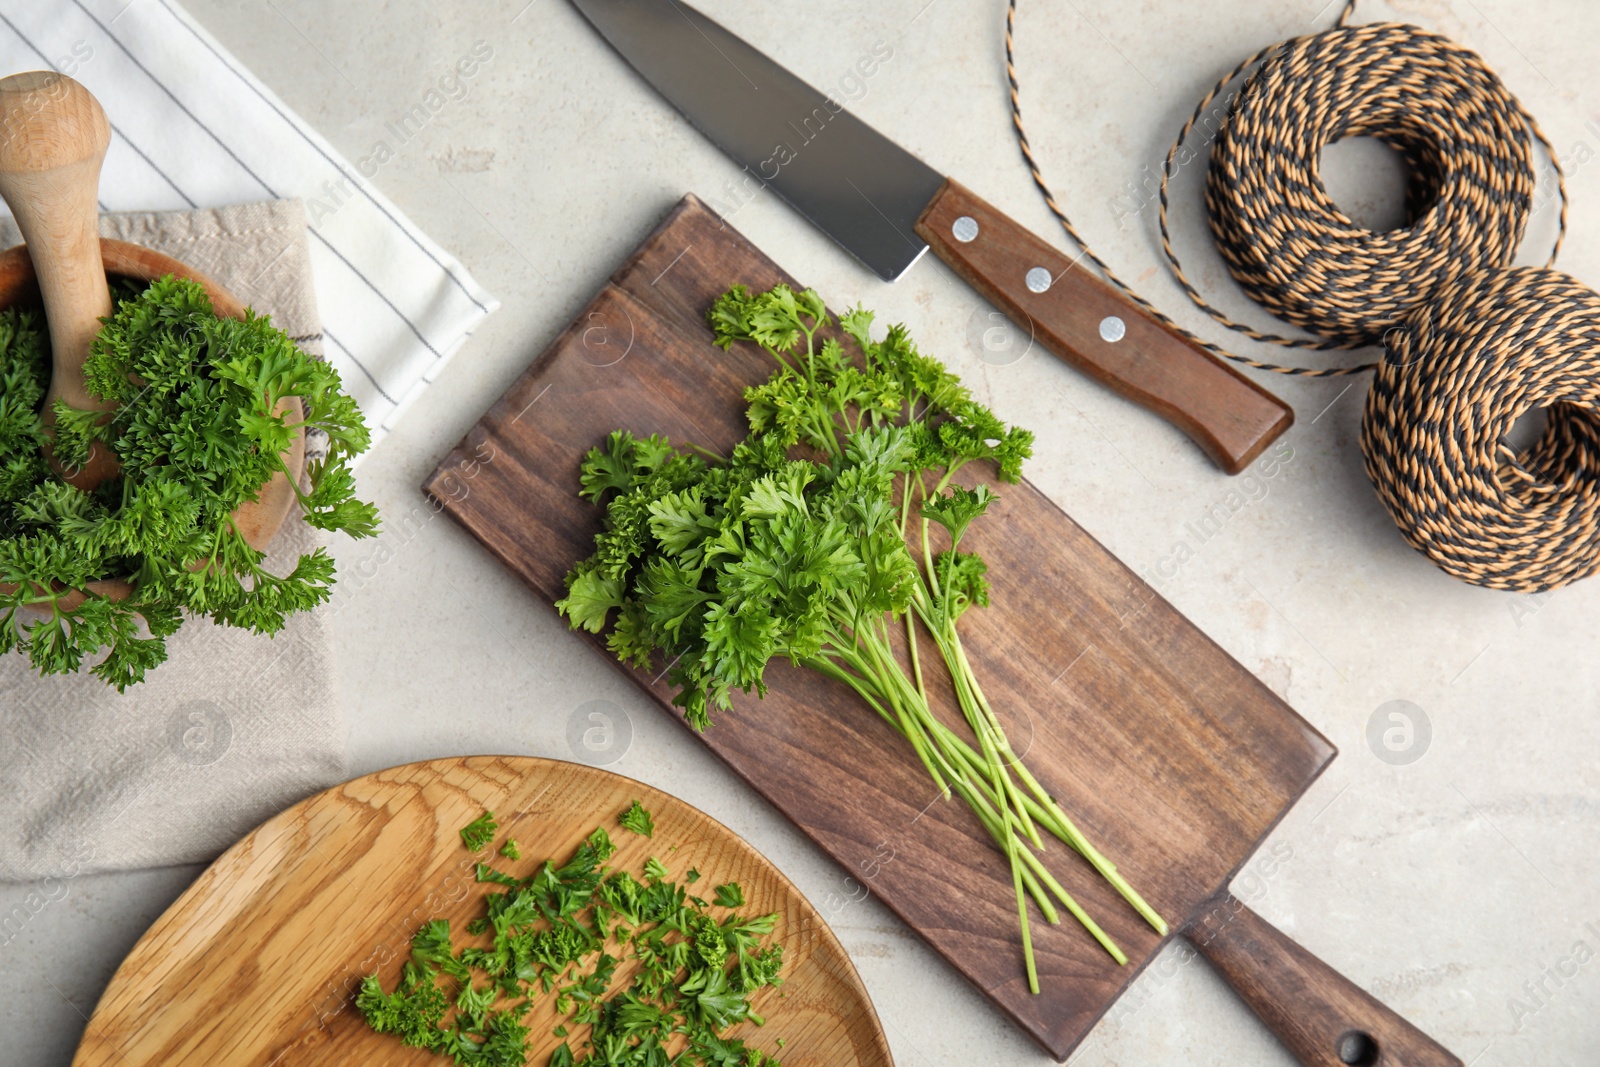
xmin=1005 ymin=0 xmax=1600 ymax=592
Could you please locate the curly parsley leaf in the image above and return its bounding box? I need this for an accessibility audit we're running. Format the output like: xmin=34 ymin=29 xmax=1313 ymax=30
xmin=922 ymin=484 xmax=995 ymax=546
xmin=460 ymin=810 xmax=498 ymax=852
xmin=618 ymin=800 xmax=655 ymax=838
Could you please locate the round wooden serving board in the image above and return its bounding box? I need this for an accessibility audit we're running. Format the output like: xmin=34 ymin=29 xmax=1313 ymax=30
xmin=71 ymin=756 xmax=893 ymax=1067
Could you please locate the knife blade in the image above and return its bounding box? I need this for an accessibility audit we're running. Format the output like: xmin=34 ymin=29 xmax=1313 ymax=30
xmin=568 ymin=0 xmax=1293 ymax=474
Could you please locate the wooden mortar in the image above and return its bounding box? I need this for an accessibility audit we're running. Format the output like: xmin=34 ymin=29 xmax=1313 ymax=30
xmin=0 ymin=72 xmax=303 ymax=615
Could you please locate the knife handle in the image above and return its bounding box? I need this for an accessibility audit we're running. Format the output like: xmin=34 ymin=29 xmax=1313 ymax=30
xmin=915 ymin=179 xmax=1292 ymax=475
xmin=1187 ymin=893 xmax=1463 ymax=1067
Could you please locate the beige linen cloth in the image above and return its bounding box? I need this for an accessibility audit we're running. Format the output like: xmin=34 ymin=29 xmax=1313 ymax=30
xmin=0 ymin=199 xmax=346 ymax=881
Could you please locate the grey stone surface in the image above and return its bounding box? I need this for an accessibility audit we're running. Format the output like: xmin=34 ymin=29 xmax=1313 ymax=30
xmin=5 ymin=1 xmax=1600 ymax=1064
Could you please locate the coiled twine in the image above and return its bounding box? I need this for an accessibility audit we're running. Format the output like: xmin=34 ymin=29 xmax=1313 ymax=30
xmin=1204 ymin=23 xmax=1536 ymax=348
xmin=1365 ymin=268 xmax=1600 ymax=590
xmin=1006 ymin=5 xmax=1600 ymax=591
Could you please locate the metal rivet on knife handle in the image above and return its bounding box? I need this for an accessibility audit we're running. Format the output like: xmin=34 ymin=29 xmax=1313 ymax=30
xmin=952 ymin=215 xmax=979 ymax=243
xmin=1025 ymin=267 xmax=1052 ymax=293
xmin=1099 ymin=316 xmax=1126 ymax=343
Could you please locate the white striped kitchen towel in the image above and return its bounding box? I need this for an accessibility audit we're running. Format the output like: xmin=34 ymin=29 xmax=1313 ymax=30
xmin=0 ymin=0 xmax=499 ymax=452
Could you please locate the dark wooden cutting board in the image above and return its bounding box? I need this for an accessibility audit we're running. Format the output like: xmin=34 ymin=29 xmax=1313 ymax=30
xmin=424 ymin=196 xmax=1460 ymax=1065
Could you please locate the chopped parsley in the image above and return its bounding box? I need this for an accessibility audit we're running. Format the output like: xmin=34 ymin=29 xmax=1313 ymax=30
xmin=617 ymin=800 xmax=654 ymax=839
xmin=459 ymin=811 xmax=498 ymax=852
xmin=358 ymin=823 xmax=786 ymax=1066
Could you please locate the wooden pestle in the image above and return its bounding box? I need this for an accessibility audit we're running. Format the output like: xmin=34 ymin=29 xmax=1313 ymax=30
xmin=0 ymin=71 xmax=117 ymax=490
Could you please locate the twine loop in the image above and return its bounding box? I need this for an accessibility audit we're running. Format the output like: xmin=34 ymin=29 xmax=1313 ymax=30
xmin=1365 ymin=268 xmax=1600 ymax=590
xmin=1203 ymin=23 xmax=1537 ymax=348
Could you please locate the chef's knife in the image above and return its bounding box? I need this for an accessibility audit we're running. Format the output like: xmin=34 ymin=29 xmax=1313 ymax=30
xmin=568 ymin=0 xmax=1293 ymax=474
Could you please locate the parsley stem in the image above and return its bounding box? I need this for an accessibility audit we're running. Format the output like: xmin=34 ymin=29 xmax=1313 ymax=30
xmin=920 ymin=515 xmax=939 ymax=601
xmin=940 ymin=624 xmax=1037 ymax=849
xmin=894 ymin=599 xmax=1163 ymax=948
xmin=1007 ymin=817 xmax=1040 ymax=994
xmin=1018 ymin=860 xmax=1061 ymax=926
xmin=1015 ymin=845 xmax=1128 ymax=965
xmin=948 ymin=634 xmax=1042 ymax=850
xmin=948 ymin=628 xmax=1168 ymax=936
xmin=946 ymin=695 xmax=1166 ymax=939
xmin=905 ymin=588 xmax=1041 ymax=851
xmin=817 ymin=632 xmax=952 ymax=797
xmin=951 ymin=761 xmax=1127 ymax=960
xmin=944 ymin=769 xmax=1126 ymax=960
xmin=269 ymin=451 xmax=315 ymax=512
xmin=811 ymin=644 xmax=1075 ymax=938
xmin=904 ymin=610 xmax=930 ymax=708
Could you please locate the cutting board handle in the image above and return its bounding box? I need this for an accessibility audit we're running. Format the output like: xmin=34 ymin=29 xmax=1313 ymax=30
xmin=1187 ymin=892 xmax=1462 ymax=1066
xmin=914 ymin=179 xmax=1292 ymax=475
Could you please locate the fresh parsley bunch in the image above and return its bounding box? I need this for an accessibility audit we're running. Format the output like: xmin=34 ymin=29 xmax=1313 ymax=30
xmin=0 ymin=275 xmax=377 ymax=689
xmin=559 ymin=284 xmax=1166 ymax=990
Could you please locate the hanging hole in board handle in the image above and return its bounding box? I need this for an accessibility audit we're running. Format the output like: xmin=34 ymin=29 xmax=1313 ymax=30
xmin=1338 ymin=1030 xmax=1380 ymax=1065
